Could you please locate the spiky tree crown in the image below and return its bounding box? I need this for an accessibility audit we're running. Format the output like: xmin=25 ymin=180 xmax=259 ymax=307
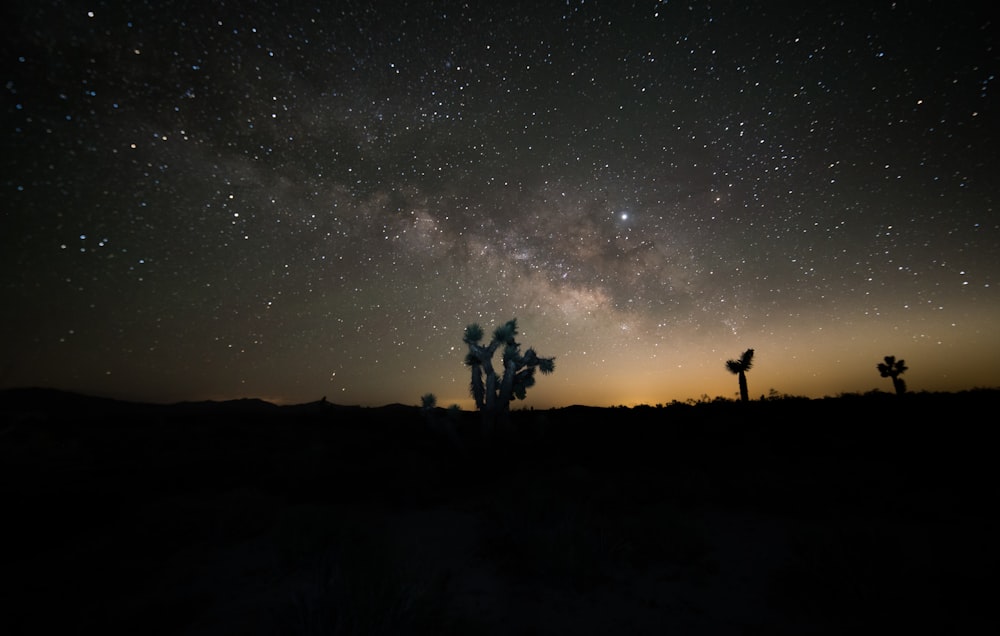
xmin=538 ymin=356 xmax=556 ymax=374
xmin=493 ymin=319 xmax=518 ymax=344
xmin=877 ymin=355 xmax=907 ymax=378
xmin=463 ymin=323 xmax=484 ymax=345
xmin=726 ymin=348 xmax=754 ymax=374
xmin=462 ymin=317 xmax=555 ymax=413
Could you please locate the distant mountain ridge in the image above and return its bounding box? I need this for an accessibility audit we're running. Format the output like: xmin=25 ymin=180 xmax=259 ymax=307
xmin=4 ymin=385 xmax=1000 ymax=426
xmin=0 ymin=387 xmax=371 ymax=422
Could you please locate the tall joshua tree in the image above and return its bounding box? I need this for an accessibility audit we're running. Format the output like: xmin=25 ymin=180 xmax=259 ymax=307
xmin=463 ymin=318 xmax=555 ymax=425
xmin=726 ymin=348 xmax=755 ymax=402
xmin=877 ymin=355 xmax=908 ymax=395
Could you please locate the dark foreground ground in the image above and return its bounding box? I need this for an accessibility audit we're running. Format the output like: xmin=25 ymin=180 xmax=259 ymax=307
xmin=1 ymin=388 xmax=998 ymax=635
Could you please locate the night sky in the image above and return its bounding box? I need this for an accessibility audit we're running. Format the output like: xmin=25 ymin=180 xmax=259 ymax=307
xmin=3 ymin=1 xmax=998 ymax=409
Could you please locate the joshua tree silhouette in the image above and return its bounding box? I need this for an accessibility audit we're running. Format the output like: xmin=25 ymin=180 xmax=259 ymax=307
xmin=877 ymin=355 xmax=908 ymax=395
xmin=726 ymin=348 xmax=755 ymax=402
xmin=463 ymin=318 xmax=555 ymax=427
xmin=420 ymin=393 xmax=437 ymax=410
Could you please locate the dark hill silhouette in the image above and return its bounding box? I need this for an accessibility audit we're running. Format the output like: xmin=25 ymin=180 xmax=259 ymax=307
xmin=167 ymin=396 xmax=280 ymax=414
xmin=0 ymin=386 xmax=149 ymax=414
xmin=0 ymin=387 xmax=432 ymax=421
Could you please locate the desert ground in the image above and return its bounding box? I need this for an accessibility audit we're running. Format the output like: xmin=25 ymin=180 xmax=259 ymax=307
xmin=2 ymin=388 xmax=997 ymax=634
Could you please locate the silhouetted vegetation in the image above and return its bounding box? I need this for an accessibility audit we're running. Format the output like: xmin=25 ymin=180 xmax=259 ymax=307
xmin=2 ymin=387 xmax=998 ymax=634
xmin=725 ymin=348 xmax=755 ymax=402
xmin=463 ymin=318 xmax=555 ymax=429
xmin=877 ymin=355 xmax=908 ymax=395
xmin=419 ymin=392 xmax=437 ymax=410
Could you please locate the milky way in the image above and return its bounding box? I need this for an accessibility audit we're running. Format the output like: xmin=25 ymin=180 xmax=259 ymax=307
xmin=3 ymin=1 xmax=998 ymax=407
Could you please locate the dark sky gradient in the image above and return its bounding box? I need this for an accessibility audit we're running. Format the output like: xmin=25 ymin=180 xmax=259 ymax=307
xmin=3 ymin=1 xmax=998 ymax=408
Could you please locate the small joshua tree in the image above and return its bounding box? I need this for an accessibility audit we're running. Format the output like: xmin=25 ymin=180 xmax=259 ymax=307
xmin=463 ymin=318 xmax=555 ymax=427
xmin=420 ymin=393 xmax=437 ymax=410
xmin=877 ymin=355 xmax=908 ymax=395
xmin=726 ymin=348 xmax=755 ymax=402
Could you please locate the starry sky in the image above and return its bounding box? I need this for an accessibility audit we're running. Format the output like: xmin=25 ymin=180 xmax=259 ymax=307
xmin=3 ymin=0 xmax=998 ymax=409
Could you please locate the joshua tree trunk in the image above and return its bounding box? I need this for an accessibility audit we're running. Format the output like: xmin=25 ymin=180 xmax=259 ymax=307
xmin=498 ymin=358 xmax=517 ymax=410
xmin=726 ymin=348 xmax=754 ymax=403
xmin=483 ymin=359 xmax=498 ymax=413
xmin=877 ymin=356 xmax=908 ymax=396
xmin=738 ymin=370 xmax=749 ymax=402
